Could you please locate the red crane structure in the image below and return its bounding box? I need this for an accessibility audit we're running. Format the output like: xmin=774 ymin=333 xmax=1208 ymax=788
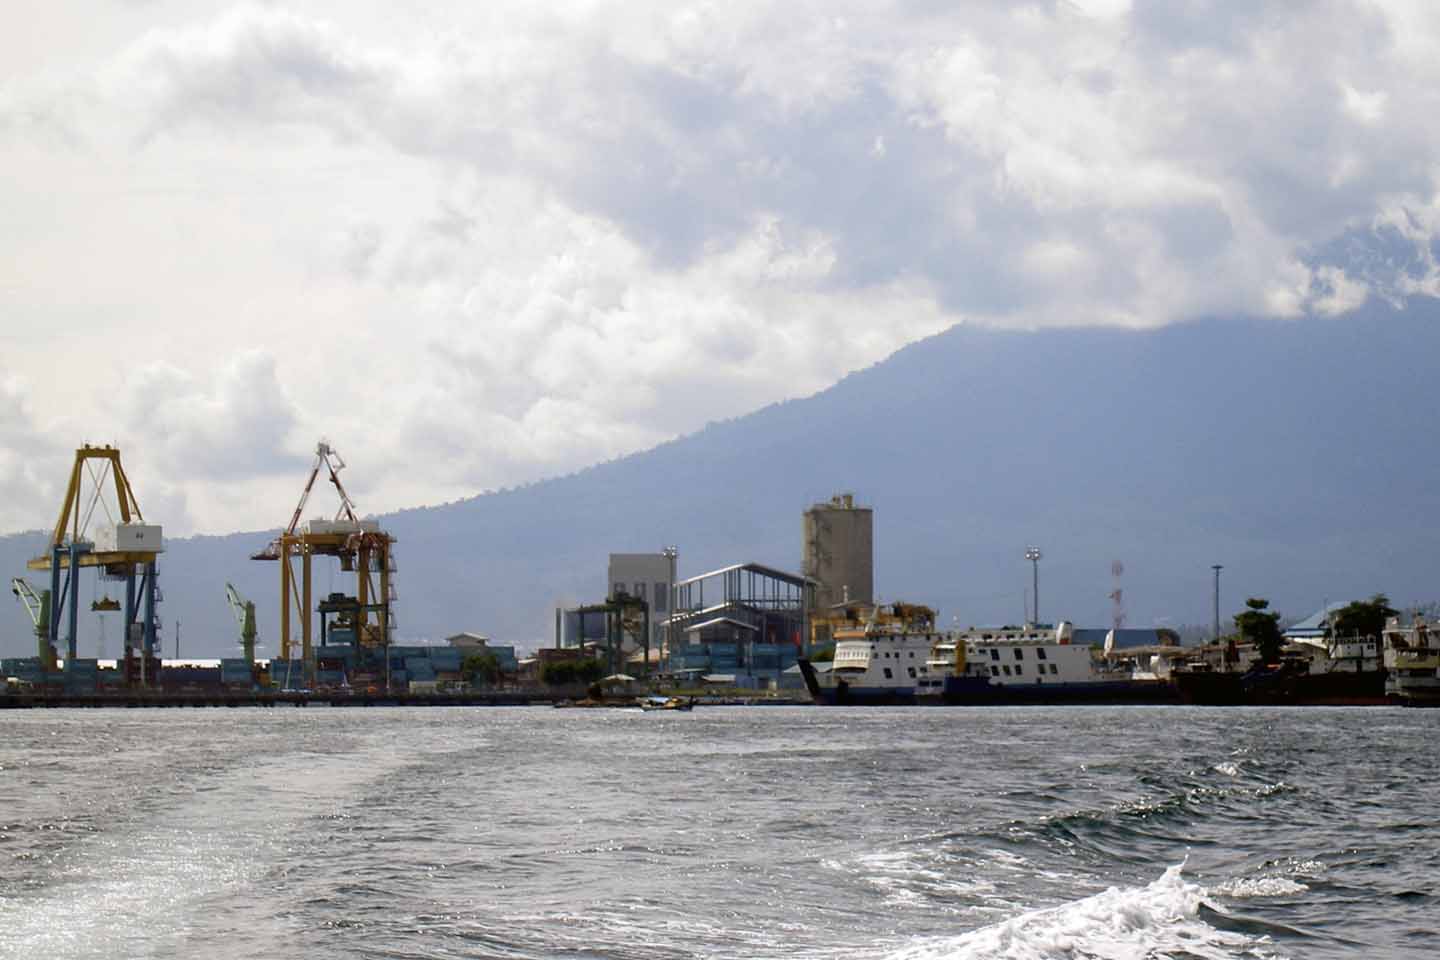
xmin=253 ymin=441 xmax=395 ymax=687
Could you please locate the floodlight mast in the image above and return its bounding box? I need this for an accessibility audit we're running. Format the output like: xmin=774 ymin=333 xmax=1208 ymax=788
xmin=1025 ymin=547 xmax=1043 ymax=626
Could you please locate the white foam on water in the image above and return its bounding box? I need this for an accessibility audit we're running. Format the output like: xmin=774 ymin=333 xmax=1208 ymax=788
xmin=1213 ymin=876 xmax=1309 ymax=899
xmin=0 ymin=743 xmax=424 ymax=960
xmin=883 ymin=864 xmax=1277 ymax=960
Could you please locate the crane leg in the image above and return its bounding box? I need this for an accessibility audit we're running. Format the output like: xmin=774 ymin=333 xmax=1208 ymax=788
xmin=124 ymin=572 xmax=136 ymax=662
xmin=66 ymin=542 xmax=81 ymax=672
xmin=143 ymin=561 xmax=157 ymax=686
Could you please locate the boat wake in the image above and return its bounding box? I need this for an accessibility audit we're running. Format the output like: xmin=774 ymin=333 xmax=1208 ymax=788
xmin=883 ymin=864 xmax=1284 ymax=960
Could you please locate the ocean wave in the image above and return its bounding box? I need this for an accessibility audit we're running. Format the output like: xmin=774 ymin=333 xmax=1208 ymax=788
xmin=1213 ymin=876 xmax=1310 ymax=898
xmin=883 ymin=864 xmax=1280 ymax=960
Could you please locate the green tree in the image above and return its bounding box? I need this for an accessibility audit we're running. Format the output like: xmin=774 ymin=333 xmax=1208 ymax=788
xmin=1330 ymin=594 xmax=1399 ymax=641
xmin=462 ymin=652 xmax=501 ymax=686
xmin=540 ymin=657 xmax=606 ymax=687
xmin=1234 ymin=597 xmax=1284 ymax=665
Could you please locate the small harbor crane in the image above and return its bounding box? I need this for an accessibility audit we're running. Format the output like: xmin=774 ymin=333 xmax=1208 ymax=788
xmin=10 ymin=577 xmax=56 ymax=669
xmin=225 ymin=582 xmax=259 ymax=665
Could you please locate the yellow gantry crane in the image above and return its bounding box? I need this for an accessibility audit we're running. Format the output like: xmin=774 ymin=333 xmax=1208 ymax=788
xmin=26 ymin=445 xmax=164 ymax=683
xmin=252 ymin=441 xmax=394 ymax=688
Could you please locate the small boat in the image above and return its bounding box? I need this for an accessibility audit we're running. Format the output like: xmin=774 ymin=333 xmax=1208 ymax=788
xmin=639 ymin=695 xmax=695 ymax=711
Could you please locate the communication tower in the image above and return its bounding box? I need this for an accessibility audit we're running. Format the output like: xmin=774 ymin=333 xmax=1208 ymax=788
xmin=1109 ymin=560 xmax=1126 ymax=631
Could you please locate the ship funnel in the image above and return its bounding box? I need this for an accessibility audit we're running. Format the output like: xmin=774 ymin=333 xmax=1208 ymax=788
xmin=1055 ymin=621 xmax=1073 ymax=645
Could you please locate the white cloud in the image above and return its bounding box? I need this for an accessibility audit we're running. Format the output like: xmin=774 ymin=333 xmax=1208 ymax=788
xmin=2 ymin=1 xmax=1440 ymax=533
xmin=0 ymin=374 xmax=70 ymax=535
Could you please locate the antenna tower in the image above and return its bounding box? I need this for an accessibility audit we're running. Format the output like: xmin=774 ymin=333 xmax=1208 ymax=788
xmin=1109 ymin=560 xmax=1126 ymax=631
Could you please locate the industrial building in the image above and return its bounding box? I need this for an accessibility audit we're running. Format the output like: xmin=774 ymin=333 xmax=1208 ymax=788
xmin=667 ymin=562 xmax=814 ymax=689
xmin=445 ymin=632 xmax=519 ymax=673
xmin=607 ymin=552 xmax=677 ymax=659
xmin=803 ymin=494 xmax=874 ymax=614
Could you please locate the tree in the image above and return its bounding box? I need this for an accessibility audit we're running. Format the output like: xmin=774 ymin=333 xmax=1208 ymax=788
xmin=1234 ymin=597 xmax=1284 ymax=665
xmin=540 ymin=657 xmax=606 ymax=687
xmin=1330 ymin=594 xmax=1399 ymax=641
xmin=462 ymin=652 xmax=501 ymax=687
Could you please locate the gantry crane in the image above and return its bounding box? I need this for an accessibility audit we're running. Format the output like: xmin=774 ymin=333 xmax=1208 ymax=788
xmin=252 ymin=441 xmax=394 ymax=688
xmin=25 ymin=445 xmax=163 ymax=684
xmin=225 ymin=582 xmax=258 ymax=665
xmin=10 ymin=577 xmax=55 ymax=669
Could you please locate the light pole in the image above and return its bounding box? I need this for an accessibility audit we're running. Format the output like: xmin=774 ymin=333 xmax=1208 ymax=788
xmin=1211 ymin=564 xmax=1223 ymax=647
xmin=663 ymin=545 xmax=678 ymax=672
xmin=1025 ymin=547 xmax=1042 ymax=626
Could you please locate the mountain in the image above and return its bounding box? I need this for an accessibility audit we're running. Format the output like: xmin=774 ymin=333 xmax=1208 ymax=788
xmin=4 ymin=301 xmax=1439 ymax=659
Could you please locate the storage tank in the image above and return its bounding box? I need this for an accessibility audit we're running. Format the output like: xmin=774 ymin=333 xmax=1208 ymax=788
xmin=803 ymin=493 xmax=874 ymax=613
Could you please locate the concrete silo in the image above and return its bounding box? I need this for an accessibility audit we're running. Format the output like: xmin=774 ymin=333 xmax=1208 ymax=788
xmin=802 ymin=493 xmax=874 ymax=614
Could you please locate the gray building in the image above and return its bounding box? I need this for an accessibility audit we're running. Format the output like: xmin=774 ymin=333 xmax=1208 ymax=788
xmin=606 ymin=552 xmax=676 ymax=663
xmin=802 ymin=493 xmax=874 ymax=614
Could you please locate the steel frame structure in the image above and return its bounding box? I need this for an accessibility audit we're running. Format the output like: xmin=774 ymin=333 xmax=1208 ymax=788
xmin=25 ymin=445 xmax=162 ymax=684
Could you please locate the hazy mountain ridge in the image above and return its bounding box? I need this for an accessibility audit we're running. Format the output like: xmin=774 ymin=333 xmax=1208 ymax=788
xmin=4 ymin=301 xmax=1439 ymax=658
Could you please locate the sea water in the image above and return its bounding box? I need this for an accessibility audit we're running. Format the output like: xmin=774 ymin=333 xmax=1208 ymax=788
xmin=0 ymin=706 xmax=1435 ymax=959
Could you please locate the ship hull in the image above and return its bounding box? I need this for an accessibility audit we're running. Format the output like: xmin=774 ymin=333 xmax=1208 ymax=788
xmin=926 ymin=675 xmax=1181 ymax=706
xmin=797 ymin=659 xmax=917 ymax=705
xmin=1173 ymin=668 xmax=1388 ymax=706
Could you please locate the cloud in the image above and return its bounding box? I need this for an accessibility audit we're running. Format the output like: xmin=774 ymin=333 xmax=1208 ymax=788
xmin=120 ymin=349 xmax=302 ymax=477
xmin=4 ymin=1 xmax=1440 ymax=533
xmin=0 ymin=373 xmax=71 ymax=535
xmin=99 ymin=2 xmax=1440 ymax=325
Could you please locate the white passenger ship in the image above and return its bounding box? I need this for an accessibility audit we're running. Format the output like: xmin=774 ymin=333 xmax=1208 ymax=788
xmin=800 ymin=617 xmax=1179 ymax=706
xmin=917 ymin=622 xmax=1178 ymax=705
xmin=799 ymin=604 xmax=940 ymax=705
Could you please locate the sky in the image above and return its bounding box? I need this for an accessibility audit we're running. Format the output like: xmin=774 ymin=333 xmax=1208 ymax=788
xmin=3 ymin=0 xmax=1439 ymax=537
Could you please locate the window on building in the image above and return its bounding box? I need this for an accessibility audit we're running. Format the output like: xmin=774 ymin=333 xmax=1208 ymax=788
xmin=990 ymin=665 xmax=999 ymax=676
xmin=1014 ymin=648 xmax=1024 ymax=660
xmin=633 ymin=583 xmax=648 ymax=603
xmin=1002 ymin=665 xmax=1012 ymax=676
xmin=1015 ymin=664 xmax=1023 ymax=675
xmin=883 ymin=668 xmax=893 ymax=679
xmin=1036 ymin=648 xmax=1047 ymax=660
xmin=908 ymin=651 xmax=915 ymax=658
xmin=654 ymin=583 xmax=668 ymax=612
xmin=613 ymin=582 xmax=626 ymax=599
xmin=989 ymin=649 xmax=1000 ymax=661
xmin=1049 ymin=664 xmax=1058 ymax=675
xmin=907 ymin=667 xmax=916 ymax=678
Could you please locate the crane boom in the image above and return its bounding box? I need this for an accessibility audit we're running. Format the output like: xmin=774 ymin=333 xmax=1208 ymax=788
xmin=253 ymin=441 xmax=359 ymax=561
xmin=11 ymin=577 xmax=46 ymax=628
xmin=285 ymin=441 xmax=358 ymax=536
xmin=10 ymin=577 xmax=56 ymax=667
xmin=225 ymin=582 xmax=259 ymax=664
